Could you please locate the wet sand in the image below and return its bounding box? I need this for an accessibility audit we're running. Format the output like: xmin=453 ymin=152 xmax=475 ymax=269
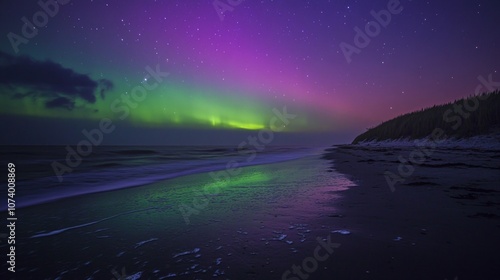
xmin=3 ymin=154 xmax=356 ymax=279
xmin=4 ymin=146 xmax=500 ymax=279
xmin=321 ymin=145 xmax=500 ymax=279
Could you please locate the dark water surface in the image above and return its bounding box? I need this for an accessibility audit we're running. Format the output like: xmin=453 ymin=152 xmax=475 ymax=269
xmin=0 ymin=146 xmax=318 ymax=209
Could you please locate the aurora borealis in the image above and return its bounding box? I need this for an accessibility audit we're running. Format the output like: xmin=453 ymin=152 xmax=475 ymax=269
xmin=1 ymin=0 xmax=499 ymax=145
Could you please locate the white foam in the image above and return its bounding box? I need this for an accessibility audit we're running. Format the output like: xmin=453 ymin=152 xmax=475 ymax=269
xmin=331 ymin=230 xmax=351 ymax=235
xmin=172 ymin=248 xmax=201 ymax=258
xmin=272 ymin=234 xmax=287 ymax=241
xmin=30 ymin=207 xmax=157 ymax=238
xmin=135 ymin=238 xmax=158 ymax=248
xmin=125 ymin=272 xmax=143 ymax=280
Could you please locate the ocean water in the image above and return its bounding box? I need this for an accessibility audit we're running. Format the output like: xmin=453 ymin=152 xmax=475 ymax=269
xmin=0 ymin=146 xmax=318 ymax=209
xmin=0 ymin=146 xmax=357 ymax=279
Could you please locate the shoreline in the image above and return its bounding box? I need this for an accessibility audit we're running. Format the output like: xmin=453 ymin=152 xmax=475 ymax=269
xmin=4 ymin=145 xmax=499 ymax=279
xmin=1 ymin=146 xmax=323 ymax=211
xmin=4 ymin=154 xmax=350 ymax=279
xmin=320 ymin=145 xmax=500 ymax=279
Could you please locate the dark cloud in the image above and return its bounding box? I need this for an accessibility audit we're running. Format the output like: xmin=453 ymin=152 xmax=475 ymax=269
xmin=45 ymin=97 xmax=75 ymax=110
xmin=0 ymin=51 xmax=113 ymax=110
xmin=98 ymin=79 xmax=114 ymax=99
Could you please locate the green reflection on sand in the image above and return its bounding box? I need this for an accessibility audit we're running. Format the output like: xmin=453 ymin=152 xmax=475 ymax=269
xmin=136 ymin=170 xmax=271 ymax=207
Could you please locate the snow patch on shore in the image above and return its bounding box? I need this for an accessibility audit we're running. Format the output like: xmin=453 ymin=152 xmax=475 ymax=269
xmin=357 ymin=133 xmax=500 ymax=150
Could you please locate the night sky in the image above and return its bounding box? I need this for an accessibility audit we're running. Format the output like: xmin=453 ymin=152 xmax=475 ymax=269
xmin=1 ymin=0 xmax=499 ymax=145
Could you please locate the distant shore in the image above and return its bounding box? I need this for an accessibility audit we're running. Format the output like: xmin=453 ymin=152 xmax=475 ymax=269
xmin=321 ymin=144 xmax=500 ymax=279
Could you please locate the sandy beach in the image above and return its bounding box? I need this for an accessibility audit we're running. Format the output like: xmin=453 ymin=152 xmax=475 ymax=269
xmin=321 ymin=144 xmax=500 ymax=279
xmin=2 ymin=145 xmax=499 ymax=279
xmin=3 ymin=152 xmax=355 ymax=280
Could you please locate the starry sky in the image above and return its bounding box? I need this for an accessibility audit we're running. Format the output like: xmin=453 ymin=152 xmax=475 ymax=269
xmin=0 ymin=0 xmax=499 ymax=145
